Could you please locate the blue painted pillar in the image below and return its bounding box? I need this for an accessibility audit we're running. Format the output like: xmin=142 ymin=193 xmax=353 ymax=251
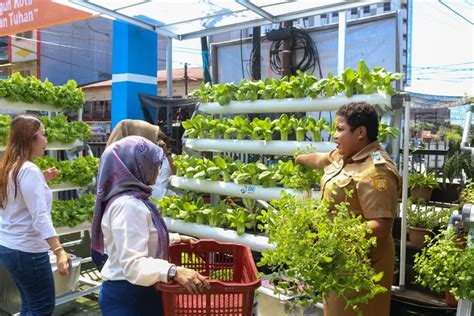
xmin=111 ymin=21 xmax=157 ymax=128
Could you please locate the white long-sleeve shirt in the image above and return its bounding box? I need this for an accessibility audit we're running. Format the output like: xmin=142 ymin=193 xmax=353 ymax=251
xmin=100 ymin=195 xmax=180 ymax=286
xmin=0 ymin=161 xmax=56 ymax=253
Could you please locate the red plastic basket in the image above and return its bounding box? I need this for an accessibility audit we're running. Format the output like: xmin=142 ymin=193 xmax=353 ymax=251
xmin=156 ymin=239 xmax=261 ymax=316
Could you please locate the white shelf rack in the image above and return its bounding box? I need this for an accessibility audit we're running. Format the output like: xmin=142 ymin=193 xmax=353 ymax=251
xmin=198 ymin=93 xmax=391 ymax=115
xmin=0 ymin=140 xmax=84 ymax=152
xmin=169 ymin=176 xmax=310 ymax=201
xmin=184 ymin=139 xmax=336 ymax=155
xmin=50 ymin=182 xmax=83 ymax=192
xmin=56 ymin=221 xmax=92 ymax=236
xmin=164 ymin=217 xmax=274 ymax=252
xmin=177 ymin=93 xmax=393 ymax=251
xmin=0 ymin=99 xmax=60 ymax=112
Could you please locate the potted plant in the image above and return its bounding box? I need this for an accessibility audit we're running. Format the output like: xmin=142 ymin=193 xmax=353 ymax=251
xmin=406 ymin=198 xmax=438 ymax=247
xmin=408 ymin=172 xmax=439 ymax=202
xmin=413 ymin=228 xmax=474 ymax=307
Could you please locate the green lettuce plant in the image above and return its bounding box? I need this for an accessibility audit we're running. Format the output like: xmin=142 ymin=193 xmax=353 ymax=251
xmin=273 ymin=114 xmax=295 ymax=141
xmin=226 ymin=207 xmax=257 ymax=236
xmin=191 ymin=61 xmax=402 ymax=105
xmin=0 ymin=73 xmax=84 ymax=110
xmin=51 ymin=194 xmax=96 ymax=227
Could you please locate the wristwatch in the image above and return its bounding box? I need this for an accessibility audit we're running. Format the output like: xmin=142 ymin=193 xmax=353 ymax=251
xmin=167 ymin=265 xmax=177 ymax=281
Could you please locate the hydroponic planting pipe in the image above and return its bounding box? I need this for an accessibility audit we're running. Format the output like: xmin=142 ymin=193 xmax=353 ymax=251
xmin=460 ymin=105 xmax=474 ymax=160
xmin=456 ymin=104 xmax=474 ymax=316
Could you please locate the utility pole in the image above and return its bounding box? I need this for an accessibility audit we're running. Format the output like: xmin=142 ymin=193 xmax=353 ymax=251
xmin=251 ymin=26 xmax=261 ymax=80
xmin=184 ymin=62 xmax=189 ymax=96
xmin=281 ymin=21 xmax=293 ymax=77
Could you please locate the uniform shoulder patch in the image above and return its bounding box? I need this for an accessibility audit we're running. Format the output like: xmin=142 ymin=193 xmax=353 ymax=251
xmin=372 ymin=150 xmax=386 ymax=165
xmin=373 ymin=174 xmax=388 ymax=192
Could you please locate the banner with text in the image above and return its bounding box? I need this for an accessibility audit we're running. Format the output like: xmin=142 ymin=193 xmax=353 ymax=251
xmin=0 ymin=0 xmax=94 ymax=37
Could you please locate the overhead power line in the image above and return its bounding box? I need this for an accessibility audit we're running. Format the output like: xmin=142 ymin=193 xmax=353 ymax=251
xmin=439 ymin=0 xmax=474 ymax=25
xmin=407 ymin=61 xmax=474 ymax=69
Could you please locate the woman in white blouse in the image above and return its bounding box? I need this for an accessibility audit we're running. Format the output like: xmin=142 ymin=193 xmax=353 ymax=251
xmin=91 ymin=136 xmax=209 ymax=315
xmin=0 ymin=115 xmax=71 ymax=315
xmin=92 ymin=119 xmax=177 ymax=270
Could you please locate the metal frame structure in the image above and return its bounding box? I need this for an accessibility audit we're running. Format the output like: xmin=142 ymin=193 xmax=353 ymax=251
xmin=68 ymin=0 xmax=384 ymax=40
xmin=65 ymin=0 xmax=418 ymax=308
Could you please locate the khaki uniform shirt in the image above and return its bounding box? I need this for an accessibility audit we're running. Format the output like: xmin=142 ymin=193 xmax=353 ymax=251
xmin=316 ymin=141 xmax=401 ymax=316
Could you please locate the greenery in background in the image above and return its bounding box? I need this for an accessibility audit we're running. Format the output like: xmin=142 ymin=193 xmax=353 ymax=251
xmin=0 ymin=73 xmax=84 ymax=111
xmin=259 ymin=192 xmax=386 ymax=313
xmin=0 ymin=115 xmax=11 ymax=145
xmin=408 ymin=172 xmax=439 ymax=190
xmin=406 ymin=198 xmax=452 ymax=230
xmin=0 ymin=114 xmax=91 ymax=145
xmin=411 ymin=121 xmax=435 ymax=134
xmin=173 ymin=154 xmax=323 ymax=191
xmin=34 ymin=156 xmax=99 ymax=186
xmin=191 ymin=61 xmax=402 ymax=105
xmin=40 ymin=115 xmax=91 ymax=143
xmin=460 ymin=180 xmax=474 ymax=205
xmin=442 ymin=138 xmax=474 ymax=187
xmin=414 ymin=228 xmax=474 ymax=301
xmin=437 ymin=124 xmax=463 ymax=142
xmin=51 ymin=194 xmax=96 ymax=227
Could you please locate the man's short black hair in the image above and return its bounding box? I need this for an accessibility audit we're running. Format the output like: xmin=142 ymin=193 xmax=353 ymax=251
xmin=336 ymin=102 xmax=379 ymax=142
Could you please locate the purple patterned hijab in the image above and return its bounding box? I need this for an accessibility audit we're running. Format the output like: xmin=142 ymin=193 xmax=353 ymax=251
xmin=91 ymin=136 xmax=169 ymax=259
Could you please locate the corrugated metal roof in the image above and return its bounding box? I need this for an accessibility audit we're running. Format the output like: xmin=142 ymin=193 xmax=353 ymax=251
xmin=82 ymin=67 xmax=203 ymax=89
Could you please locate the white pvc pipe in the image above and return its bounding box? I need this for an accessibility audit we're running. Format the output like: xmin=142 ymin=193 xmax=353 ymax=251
xmin=163 ymin=217 xmax=274 ymax=252
xmin=198 ymin=94 xmax=391 ymax=115
xmin=169 ymin=176 xmax=310 ymax=201
xmin=50 ymin=182 xmax=82 ymax=193
xmin=55 ymin=221 xmax=92 ymax=236
xmin=461 ymin=109 xmax=472 ymax=145
xmin=184 ymin=139 xmax=336 ymax=155
xmin=0 ymin=99 xmax=58 ymax=112
xmin=460 ymin=106 xmax=473 ymax=160
xmin=166 ymin=37 xmax=172 ymax=98
xmin=399 ymin=99 xmax=410 ymax=289
xmin=0 ymin=140 xmax=84 ymax=152
xmin=338 ymin=9 xmax=346 ymax=75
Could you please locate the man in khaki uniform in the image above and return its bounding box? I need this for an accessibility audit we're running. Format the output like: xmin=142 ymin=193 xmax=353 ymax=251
xmin=296 ymin=102 xmax=401 ymax=316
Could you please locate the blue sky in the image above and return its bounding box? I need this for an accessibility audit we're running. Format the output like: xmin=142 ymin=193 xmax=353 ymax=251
xmin=170 ymin=1 xmax=473 ymax=97
xmin=171 ymin=38 xmax=203 ymax=69
xmin=407 ymin=0 xmax=473 ymax=96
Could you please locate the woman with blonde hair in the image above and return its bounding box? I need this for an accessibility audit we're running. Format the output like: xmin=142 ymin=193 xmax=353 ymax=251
xmin=0 ymin=115 xmax=70 ymax=315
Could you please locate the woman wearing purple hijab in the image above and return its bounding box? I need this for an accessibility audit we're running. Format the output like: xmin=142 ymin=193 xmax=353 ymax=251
xmin=91 ymin=136 xmax=209 ymax=316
